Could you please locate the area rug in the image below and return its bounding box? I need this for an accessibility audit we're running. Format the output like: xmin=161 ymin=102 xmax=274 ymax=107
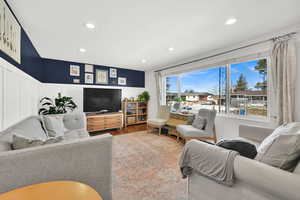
xmin=112 ymin=131 xmax=187 ymax=200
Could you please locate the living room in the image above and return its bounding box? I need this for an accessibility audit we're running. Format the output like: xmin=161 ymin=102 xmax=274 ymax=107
xmin=0 ymin=0 xmax=300 ymax=200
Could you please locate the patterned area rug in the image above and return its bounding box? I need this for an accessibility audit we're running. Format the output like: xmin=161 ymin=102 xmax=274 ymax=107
xmin=112 ymin=131 xmax=187 ymax=200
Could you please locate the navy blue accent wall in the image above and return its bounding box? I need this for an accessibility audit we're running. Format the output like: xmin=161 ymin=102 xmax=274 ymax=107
xmin=1 ymin=0 xmax=145 ymax=87
xmin=42 ymin=58 xmax=145 ymax=88
xmin=0 ymin=0 xmax=44 ymax=81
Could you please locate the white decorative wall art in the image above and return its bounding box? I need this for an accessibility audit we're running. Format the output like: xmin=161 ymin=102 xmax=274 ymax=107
xmin=0 ymin=0 xmax=21 ymax=64
xmin=85 ymin=64 xmax=93 ymax=73
xmin=110 ymin=68 xmax=117 ymax=78
xmin=118 ymin=77 xmax=127 ymax=85
xmin=96 ymin=69 xmax=108 ymax=84
xmin=70 ymin=65 xmax=80 ymax=76
xmin=85 ymin=73 xmax=93 ymax=84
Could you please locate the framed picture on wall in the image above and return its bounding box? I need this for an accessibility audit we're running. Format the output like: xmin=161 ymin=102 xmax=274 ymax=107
xmin=85 ymin=64 xmax=94 ymax=73
xmin=118 ymin=77 xmax=127 ymax=85
xmin=96 ymin=69 xmax=108 ymax=84
xmin=110 ymin=68 xmax=117 ymax=78
xmin=0 ymin=0 xmax=21 ymax=64
xmin=85 ymin=73 xmax=94 ymax=84
xmin=70 ymin=65 xmax=80 ymax=76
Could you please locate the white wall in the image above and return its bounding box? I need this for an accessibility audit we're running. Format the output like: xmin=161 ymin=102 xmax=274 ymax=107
xmin=0 ymin=58 xmax=41 ymax=131
xmin=145 ymin=34 xmax=300 ymax=140
xmin=40 ymin=84 xmax=146 ymax=112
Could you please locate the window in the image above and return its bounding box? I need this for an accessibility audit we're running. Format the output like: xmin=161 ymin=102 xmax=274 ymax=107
xmin=166 ymin=75 xmax=180 ymax=102
xmin=166 ymin=66 xmax=227 ymax=114
xmin=229 ymin=59 xmax=268 ymax=118
xmin=165 ymin=58 xmax=268 ymax=119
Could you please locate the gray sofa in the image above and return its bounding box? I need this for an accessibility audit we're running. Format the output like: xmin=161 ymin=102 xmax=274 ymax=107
xmin=188 ymin=124 xmax=300 ymax=200
xmin=0 ymin=113 xmax=112 ymax=200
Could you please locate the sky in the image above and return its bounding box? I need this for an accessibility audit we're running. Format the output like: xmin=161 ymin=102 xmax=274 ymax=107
xmin=167 ymin=59 xmax=266 ymax=94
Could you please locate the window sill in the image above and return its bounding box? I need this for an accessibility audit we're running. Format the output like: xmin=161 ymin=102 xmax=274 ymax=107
xmin=216 ymin=113 xmax=271 ymax=123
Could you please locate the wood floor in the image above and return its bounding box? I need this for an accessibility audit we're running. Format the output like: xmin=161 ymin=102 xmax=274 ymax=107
xmin=90 ymin=124 xmax=148 ymax=136
xmin=90 ymin=123 xmax=184 ymax=143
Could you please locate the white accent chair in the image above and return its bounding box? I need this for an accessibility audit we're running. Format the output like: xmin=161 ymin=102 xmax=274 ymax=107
xmin=147 ymin=106 xmax=170 ymax=135
xmin=176 ymin=109 xmax=217 ymax=143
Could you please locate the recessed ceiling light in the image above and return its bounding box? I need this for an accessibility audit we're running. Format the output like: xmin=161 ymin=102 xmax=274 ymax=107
xmin=85 ymin=23 xmax=95 ymax=29
xmin=168 ymin=47 xmax=174 ymax=52
xmin=141 ymin=59 xmax=147 ymax=63
xmin=225 ymin=18 xmax=237 ymax=25
xmin=79 ymin=48 xmax=86 ymax=53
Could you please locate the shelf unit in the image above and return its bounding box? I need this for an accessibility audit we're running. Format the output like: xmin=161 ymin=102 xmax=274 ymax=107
xmin=122 ymin=101 xmax=148 ymax=127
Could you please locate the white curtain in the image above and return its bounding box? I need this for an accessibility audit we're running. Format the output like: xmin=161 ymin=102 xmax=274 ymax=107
xmin=270 ymin=36 xmax=297 ymax=125
xmin=155 ymin=71 xmax=166 ymax=107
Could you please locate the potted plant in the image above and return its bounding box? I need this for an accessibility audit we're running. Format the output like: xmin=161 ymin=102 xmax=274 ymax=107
xmin=39 ymin=93 xmax=77 ymax=115
xmin=137 ymin=91 xmax=150 ymax=102
xmin=172 ymin=96 xmax=182 ymax=113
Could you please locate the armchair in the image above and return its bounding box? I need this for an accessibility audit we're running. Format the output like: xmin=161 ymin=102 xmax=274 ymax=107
xmin=147 ymin=106 xmax=170 ymax=135
xmin=177 ymin=109 xmax=217 ymax=143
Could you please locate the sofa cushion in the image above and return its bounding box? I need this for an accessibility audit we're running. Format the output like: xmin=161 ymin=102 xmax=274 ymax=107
xmin=0 ymin=141 xmax=11 ymax=152
xmin=0 ymin=116 xmax=47 ymax=144
xmin=255 ymin=122 xmax=300 ymax=171
xmin=12 ymin=134 xmax=63 ymax=150
xmin=192 ymin=116 xmax=207 ymax=130
xmin=63 ymin=113 xmax=86 ymax=130
xmin=42 ymin=115 xmax=65 ymax=137
xmin=63 ymin=129 xmax=90 ymax=141
xmin=177 ymin=125 xmax=207 ymax=138
xmin=217 ymin=139 xmax=257 ymax=159
xmin=235 ymin=137 xmax=260 ymax=149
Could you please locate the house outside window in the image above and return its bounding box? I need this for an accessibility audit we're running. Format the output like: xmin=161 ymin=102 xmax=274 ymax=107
xmin=165 ymin=58 xmax=268 ymax=119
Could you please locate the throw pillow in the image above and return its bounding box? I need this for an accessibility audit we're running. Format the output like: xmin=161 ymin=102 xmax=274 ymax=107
xmin=192 ymin=116 xmax=207 ymax=130
xmin=12 ymin=134 xmax=63 ymax=150
xmin=255 ymin=122 xmax=300 ymax=171
xmin=293 ymin=161 xmax=300 ymax=174
xmin=217 ymin=140 xmax=257 ymax=159
xmin=42 ymin=115 xmax=65 ymax=137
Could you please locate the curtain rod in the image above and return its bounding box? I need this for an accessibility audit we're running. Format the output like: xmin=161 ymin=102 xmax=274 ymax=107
xmin=154 ymin=32 xmax=297 ymax=73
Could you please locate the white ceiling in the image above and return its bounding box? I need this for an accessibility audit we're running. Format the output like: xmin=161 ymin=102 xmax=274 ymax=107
xmin=7 ymin=0 xmax=300 ymax=71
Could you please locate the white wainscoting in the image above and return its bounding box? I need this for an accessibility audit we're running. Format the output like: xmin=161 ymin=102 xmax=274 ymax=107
xmin=40 ymin=84 xmax=146 ymax=112
xmin=0 ymin=58 xmax=41 ymax=131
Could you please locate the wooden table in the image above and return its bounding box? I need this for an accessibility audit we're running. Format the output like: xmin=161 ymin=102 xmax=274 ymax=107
xmin=166 ymin=112 xmax=195 ymax=140
xmin=0 ymin=181 xmax=103 ymax=200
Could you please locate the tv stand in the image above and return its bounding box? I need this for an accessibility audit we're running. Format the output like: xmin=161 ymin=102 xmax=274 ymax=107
xmin=86 ymin=112 xmax=123 ymax=132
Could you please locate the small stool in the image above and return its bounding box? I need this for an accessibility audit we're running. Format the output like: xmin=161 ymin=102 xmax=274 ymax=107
xmin=147 ymin=119 xmax=167 ymax=135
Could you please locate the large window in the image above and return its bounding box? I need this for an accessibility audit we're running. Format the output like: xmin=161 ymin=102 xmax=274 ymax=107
xmin=166 ymin=66 xmax=227 ymax=114
xmin=165 ymin=58 xmax=268 ymax=119
xmin=229 ymin=59 xmax=268 ymax=118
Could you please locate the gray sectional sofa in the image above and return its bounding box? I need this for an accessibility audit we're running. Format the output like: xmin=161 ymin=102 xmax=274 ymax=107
xmin=0 ymin=113 xmax=112 ymax=200
xmin=188 ymin=124 xmax=300 ymax=200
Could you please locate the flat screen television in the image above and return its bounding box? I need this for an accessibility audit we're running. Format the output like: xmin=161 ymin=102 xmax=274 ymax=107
xmin=83 ymin=88 xmax=121 ymax=113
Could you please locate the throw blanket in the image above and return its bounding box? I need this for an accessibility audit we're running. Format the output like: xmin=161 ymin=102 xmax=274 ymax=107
xmin=179 ymin=140 xmax=239 ymax=186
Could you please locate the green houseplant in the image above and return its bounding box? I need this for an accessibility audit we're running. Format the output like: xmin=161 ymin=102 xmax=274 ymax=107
xmin=138 ymin=91 xmax=150 ymax=102
xmin=39 ymin=93 xmax=77 ymax=115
